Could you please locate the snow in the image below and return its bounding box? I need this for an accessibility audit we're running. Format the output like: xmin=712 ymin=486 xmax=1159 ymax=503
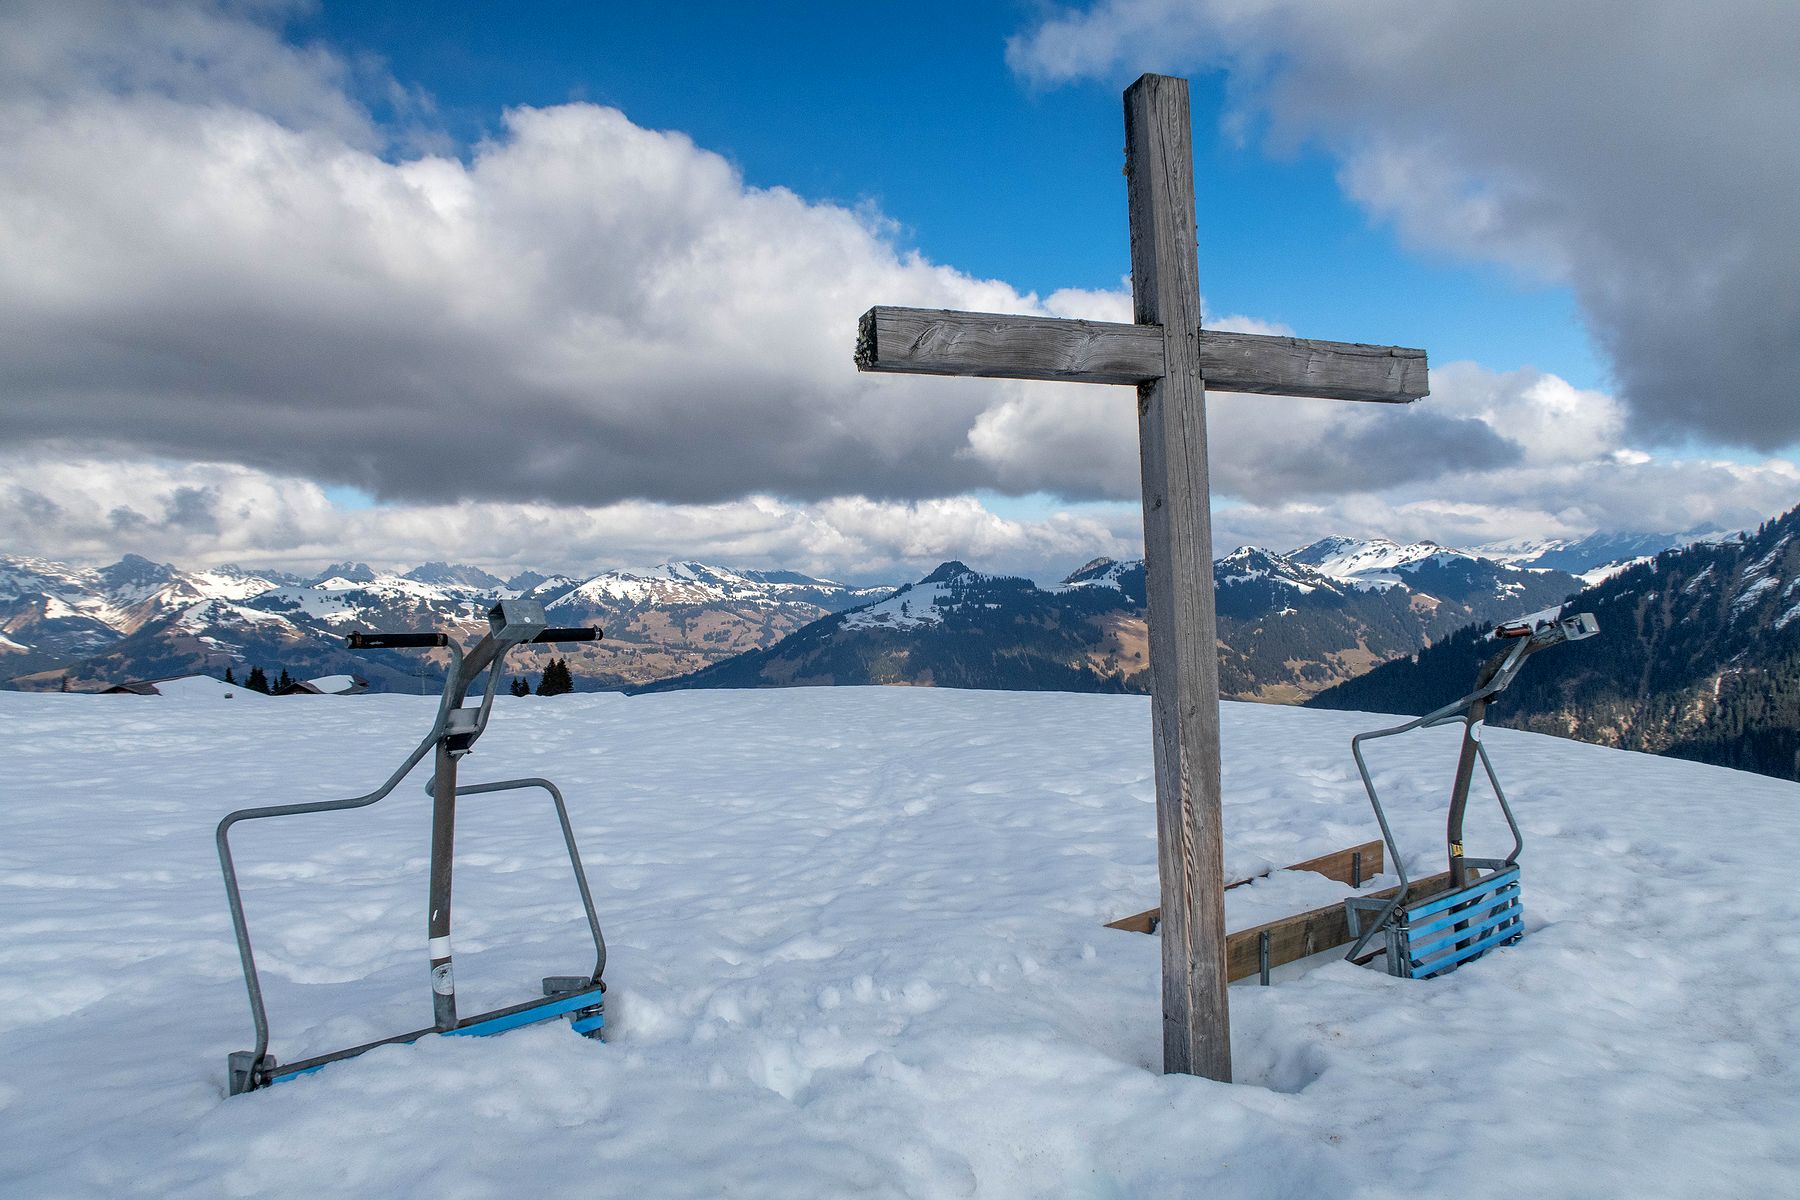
xmin=1295 ymin=537 xmax=1450 ymax=582
xmin=1213 ymin=548 xmax=1325 ymax=595
xmin=141 ymin=674 xmax=269 ymax=700
xmin=1743 ymin=535 xmax=1789 ymax=578
xmin=1055 ymin=559 xmax=1135 ymax=592
xmin=176 ymin=599 xmax=292 ymax=633
xmin=2 ymin=688 xmax=1797 ymax=1197
xmin=304 ymin=674 xmax=359 ymax=694
xmin=1731 ymin=574 xmax=1778 ymax=616
xmin=186 ymin=568 xmax=282 ymax=602
xmin=1580 ymin=556 xmax=1651 ymax=587
xmin=839 ymin=580 xmax=951 ymax=630
xmin=40 ymin=594 xmax=88 ymax=621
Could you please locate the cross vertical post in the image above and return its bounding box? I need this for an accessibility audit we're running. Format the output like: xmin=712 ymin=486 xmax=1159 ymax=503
xmin=1124 ymin=74 xmax=1230 ymax=1080
xmin=853 ymin=72 xmax=1428 ymax=1082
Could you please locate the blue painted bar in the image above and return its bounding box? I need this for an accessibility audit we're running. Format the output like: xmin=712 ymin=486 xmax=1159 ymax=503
xmin=1408 ymin=884 xmax=1521 ymax=942
xmin=1404 ymin=867 xmax=1519 ymax=922
xmin=1410 ymin=922 xmax=1524 ymax=978
xmin=1404 ymin=881 xmax=1519 ymax=949
xmin=446 ymin=988 xmax=605 ymax=1038
xmin=1408 ymin=903 xmax=1523 ymax=960
xmin=265 ymin=987 xmax=605 ymax=1088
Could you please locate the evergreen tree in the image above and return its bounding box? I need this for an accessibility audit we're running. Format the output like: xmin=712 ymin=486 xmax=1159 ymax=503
xmin=536 ymin=657 xmax=574 ymax=696
xmin=245 ymin=665 xmax=269 ymax=693
xmin=510 ymin=677 xmax=531 ymax=697
xmin=277 ymin=668 xmax=293 ymax=690
xmin=224 ymin=665 xmax=236 ymax=685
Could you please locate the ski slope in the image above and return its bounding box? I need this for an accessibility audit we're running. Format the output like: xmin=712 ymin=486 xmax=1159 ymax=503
xmin=1 ymin=688 xmax=1795 ymax=1198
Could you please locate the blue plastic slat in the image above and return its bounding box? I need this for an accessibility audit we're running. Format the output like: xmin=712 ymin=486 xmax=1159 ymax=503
xmin=1408 ymin=882 xmax=1521 ymax=942
xmin=1404 ymin=867 xmax=1519 ymax=922
xmin=570 ymin=1012 xmax=605 ymax=1036
xmin=1408 ymin=901 xmax=1523 ymax=959
xmin=1410 ymin=921 xmax=1524 ymax=978
xmin=447 ymin=988 xmax=605 ymax=1038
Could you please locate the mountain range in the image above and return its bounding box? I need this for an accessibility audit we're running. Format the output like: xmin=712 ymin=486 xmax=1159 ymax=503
xmin=637 ymin=538 xmax=1591 ymax=700
xmin=0 ymin=557 xmax=888 ymax=693
xmin=0 ymin=525 xmax=1727 ymax=709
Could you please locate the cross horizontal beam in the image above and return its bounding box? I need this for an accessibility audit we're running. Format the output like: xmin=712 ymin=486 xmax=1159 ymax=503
xmin=856 ymin=306 xmax=1429 ymax=403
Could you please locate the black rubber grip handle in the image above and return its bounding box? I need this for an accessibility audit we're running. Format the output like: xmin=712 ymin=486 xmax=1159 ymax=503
xmin=346 ymin=631 xmax=449 ymax=649
xmin=531 ymin=627 xmax=603 ymax=643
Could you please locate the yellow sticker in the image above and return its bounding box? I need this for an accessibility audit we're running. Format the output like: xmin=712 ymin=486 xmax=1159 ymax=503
xmin=1450 ymin=842 xmax=1464 ymax=856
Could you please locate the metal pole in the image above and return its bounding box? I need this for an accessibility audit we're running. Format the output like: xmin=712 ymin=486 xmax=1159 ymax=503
xmin=427 ymin=740 xmax=458 ymax=1028
xmin=1444 ymin=700 xmax=1487 ymax=890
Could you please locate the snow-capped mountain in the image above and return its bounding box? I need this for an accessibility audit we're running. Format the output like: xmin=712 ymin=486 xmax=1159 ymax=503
xmin=1473 ymin=527 xmax=1739 ymax=583
xmin=839 ymin=562 xmax=1027 ymax=632
xmin=1288 ymin=535 xmax=1455 ymax=586
xmin=1 ymin=555 xmax=890 ymax=692
xmin=1314 ymin=506 xmax=1800 ymax=782
xmin=642 ymin=546 xmax=1585 ymax=701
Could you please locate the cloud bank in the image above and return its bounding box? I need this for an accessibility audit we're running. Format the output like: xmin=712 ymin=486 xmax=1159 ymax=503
xmin=0 ymin=1 xmax=1795 ymax=581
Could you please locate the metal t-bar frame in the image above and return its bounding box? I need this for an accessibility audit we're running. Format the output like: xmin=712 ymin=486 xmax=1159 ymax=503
xmin=1344 ymin=606 xmax=1597 ymax=962
xmin=215 ymin=599 xmax=605 ymax=1093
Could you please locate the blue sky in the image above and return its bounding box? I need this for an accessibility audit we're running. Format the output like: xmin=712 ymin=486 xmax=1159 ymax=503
xmin=0 ymin=1 xmax=1795 ymax=580
xmin=300 ymin=1 xmax=1605 ymax=390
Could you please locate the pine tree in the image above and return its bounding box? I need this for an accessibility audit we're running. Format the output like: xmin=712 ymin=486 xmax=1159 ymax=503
xmin=277 ymin=668 xmax=293 ymax=690
xmin=510 ymin=677 xmax=530 ymax=697
xmin=246 ymin=665 xmax=269 ymax=693
xmin=536 ymin=658 xmax=573 ymax=697
xmin=224 ymin=665 xmax=236 ymax=685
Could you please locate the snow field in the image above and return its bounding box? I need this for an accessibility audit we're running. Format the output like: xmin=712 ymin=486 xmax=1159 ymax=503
xmin=1 ymin=688 xmax=1796 ymax=1197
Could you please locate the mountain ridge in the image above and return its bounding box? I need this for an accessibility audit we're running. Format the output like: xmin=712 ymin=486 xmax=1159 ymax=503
xmin=637 ymin=540 xmax=1586 ymax=701
xmin=1311 ymin=513 xmax=1796 ymax=779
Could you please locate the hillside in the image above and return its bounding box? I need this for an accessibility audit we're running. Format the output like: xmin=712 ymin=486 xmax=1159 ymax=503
xmin=4 ymin=688 xmax=1795 ymax=1195
xmin=1312 ymin=507 xmax=1800 ymax=780
xmin=641 ymin=544 xmax=1582 ymax=701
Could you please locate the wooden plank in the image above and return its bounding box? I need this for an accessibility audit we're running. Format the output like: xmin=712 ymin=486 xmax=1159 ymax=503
xmin=855 ymin=306 xmax=1428 ymax=402
xmin=1224 ymin=871 xmax=1458 ymax=981
xmin=1105 ymin=839 xmax=1384 ymax=934
xmin=856 ymin=307 xmax=1161 ymax=386
xmin=1289 ymin=839 xmax=1384 ymax=888
xmin=1126 ymin=72 xmax=1231 ymax=1083
xmin=1201 ymin=330 xmax=1427 ymax=403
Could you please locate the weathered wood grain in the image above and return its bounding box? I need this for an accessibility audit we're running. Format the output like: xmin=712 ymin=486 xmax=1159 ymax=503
xmin=1104 ymin=839 xmax=1385 ymax=934
xmin=1223 ymin=870 xmax=1457 ymax=980
xmin=856 ymin=307 xmax=1160 ymax=385
xmin=1125 ymin=72 xmax=1232 ymax=1083
xmin=1199 ymin=330 xmax=1427 ymax=403
xmin=856 ymin=306 xmax=1428 ymax=402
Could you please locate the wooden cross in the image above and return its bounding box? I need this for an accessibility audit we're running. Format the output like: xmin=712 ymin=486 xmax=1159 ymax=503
xmin=854 ymin=73 xmax=1428 ymax=1081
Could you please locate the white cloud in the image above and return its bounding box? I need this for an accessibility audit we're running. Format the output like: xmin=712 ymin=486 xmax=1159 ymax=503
xmin=1010 ymin=0 xmax=1800 ymax=450
xmin=0 ymin=451 xmax=1139 ymax=583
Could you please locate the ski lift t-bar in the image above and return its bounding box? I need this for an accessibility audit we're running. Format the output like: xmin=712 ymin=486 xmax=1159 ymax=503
xmin=1342 ymin=604 xmax=1597 ymax=968
xmin=215 ymin=599 xmax=605 ymax=1094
